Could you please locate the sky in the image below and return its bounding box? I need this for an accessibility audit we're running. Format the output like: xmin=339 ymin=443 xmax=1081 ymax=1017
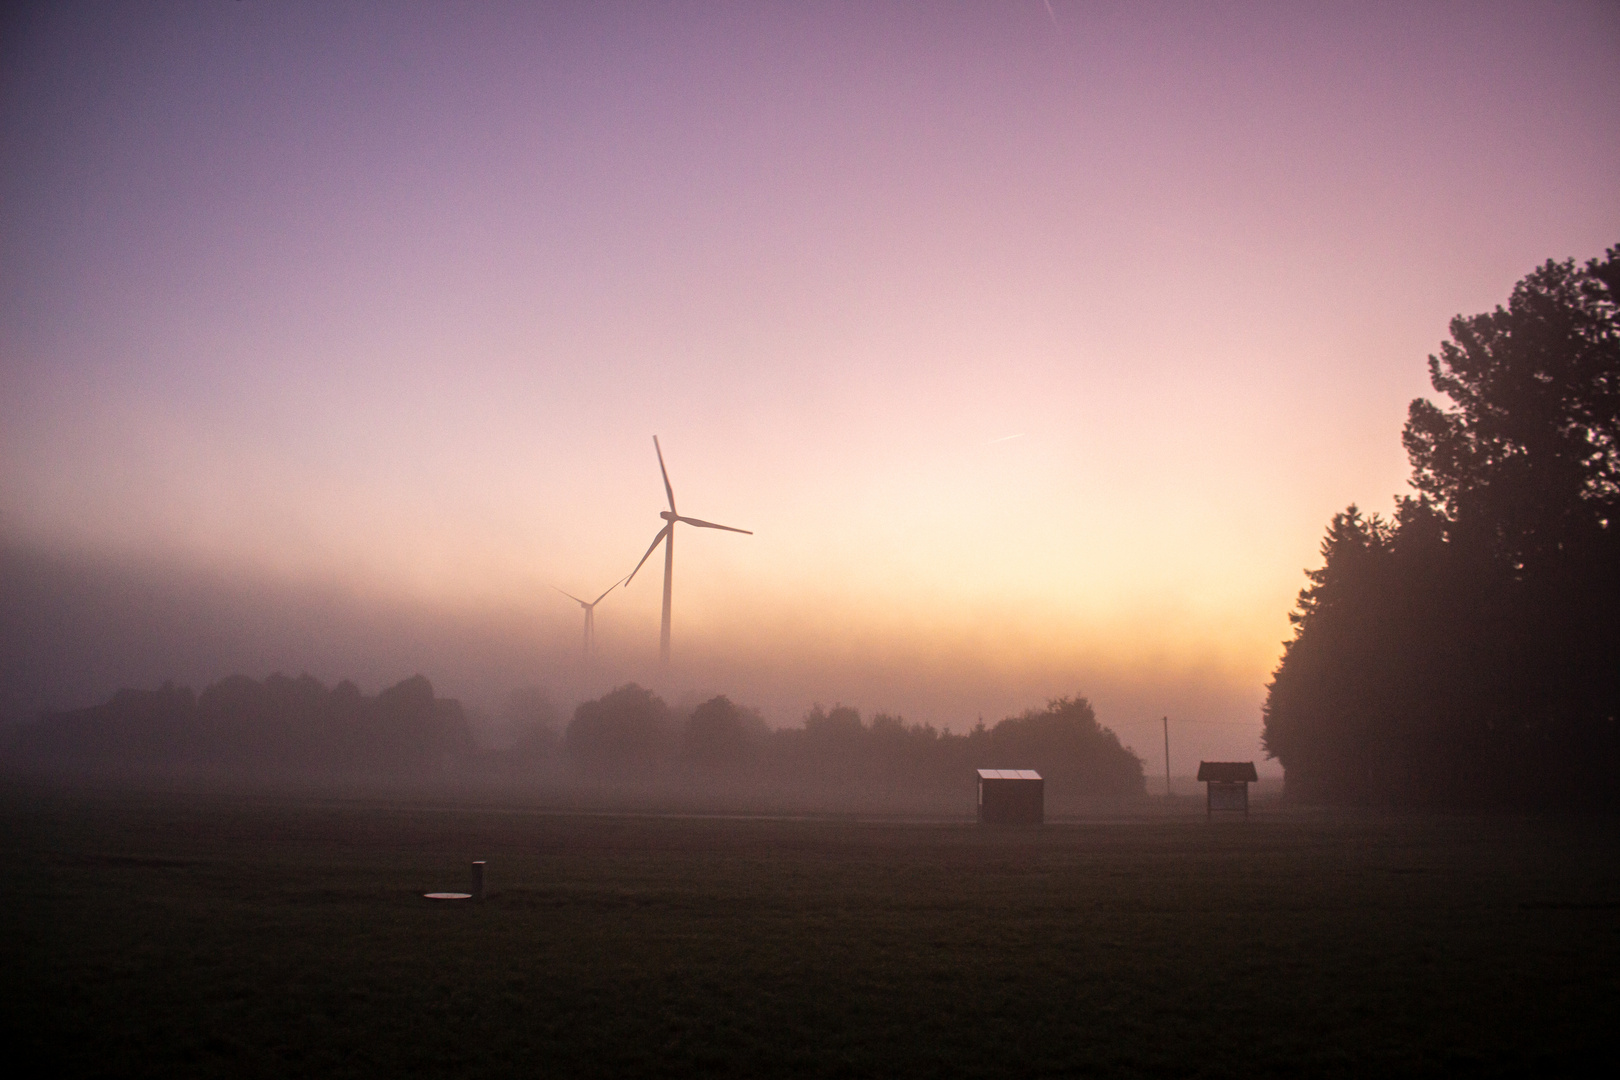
xmin=3 ymin=1 xmax=1618 ymax=774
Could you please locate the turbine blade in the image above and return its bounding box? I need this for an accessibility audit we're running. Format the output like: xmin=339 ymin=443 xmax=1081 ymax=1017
xmin=625 ymin=526 xmax=670 ymax=586
xmin=675 ymin=515 xmax=753 ymax=535
xmin=654 ymin=435 xmax=677 ymax=514
xmin=552 ymin=585 xmax=587 ymax=606
xmin=590 ymin=580 xmax=622 ymax=606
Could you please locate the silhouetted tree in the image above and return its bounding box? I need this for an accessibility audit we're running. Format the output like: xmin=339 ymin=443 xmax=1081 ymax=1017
xmin=371 ymin=674 xmax=474 ymax=769
xmin=970 ymin=695 xmax=1144 ymax=800
xmin=865 ymin=711 xmax=945 ymax=775
xmin=9 ymin=672 xmax=473 ymax=776
xmin=11 ymin=681 xmax=197 ymax=764
xmin=1261 ymin=506 xmax=1443 ymax=802
xmin=798 ymin=703 xmax=867 ymax=758
xmin=682 ymin=695 xmax=767 ymax=764
xmin=565 ymin=683 xmax=674 ymax=772
xmin=1404 ymin=251 xmax=1619 ymax=568
xmin=1265 ymin=246 xmax=1620 ymax=807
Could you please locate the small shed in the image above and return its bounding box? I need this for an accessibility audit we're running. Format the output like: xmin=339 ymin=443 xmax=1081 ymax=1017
xmin=1196 ymin=761 xmax=1258 ymax=818
xmin=977 ymin=769 xmax=1044 ymax=824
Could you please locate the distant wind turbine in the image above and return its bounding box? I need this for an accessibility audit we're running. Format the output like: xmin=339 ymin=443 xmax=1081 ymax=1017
xmin=625 ymin=436 xmax=752 ymax=665
xmin=554 ymin=580 xmax=623 ymax=655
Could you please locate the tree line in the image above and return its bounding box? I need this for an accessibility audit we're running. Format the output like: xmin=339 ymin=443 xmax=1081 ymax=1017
xmin=1263 ymin=247 xmax=1619 ymax=808
xmin=6 ymin=672 xmax=474 ymax=777
xmin=5 ymin=673 xmax=1145 ymax=806
xmin=560 ymin=682 xmax=1143 ymax=804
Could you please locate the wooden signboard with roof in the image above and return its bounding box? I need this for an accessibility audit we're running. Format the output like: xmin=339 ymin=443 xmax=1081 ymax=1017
xmin=1197 ymin=761 xmax=1258 ymax=819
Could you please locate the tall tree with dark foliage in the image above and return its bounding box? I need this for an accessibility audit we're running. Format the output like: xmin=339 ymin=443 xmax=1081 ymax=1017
xmin=1265 ymin=247 xmax=1620 ymax=807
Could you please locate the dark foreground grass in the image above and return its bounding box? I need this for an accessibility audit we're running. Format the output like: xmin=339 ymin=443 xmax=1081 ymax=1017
xmin=2 ymin=782 xmax=1616 ymax=1078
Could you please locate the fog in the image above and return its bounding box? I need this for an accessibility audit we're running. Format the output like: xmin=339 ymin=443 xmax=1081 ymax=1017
xmin=0 ymin=536 xmax=1273 ymax=777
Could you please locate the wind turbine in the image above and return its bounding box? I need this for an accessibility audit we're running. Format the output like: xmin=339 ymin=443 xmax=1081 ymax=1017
xmin=625 ymin=436 xmax=752 ymax=664
xmin=553 ymin=580 xmax=623 ymax=655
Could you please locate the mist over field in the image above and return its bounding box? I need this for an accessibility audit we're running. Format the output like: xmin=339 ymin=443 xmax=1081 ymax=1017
xmin=0 ymin=535 xmax=1269 ymax=778
xmin=4 ymin=556 xmax=1153 ymax=815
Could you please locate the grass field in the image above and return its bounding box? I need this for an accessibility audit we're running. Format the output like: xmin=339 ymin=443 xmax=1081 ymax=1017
xmin=3 ymin=781 xmax=1616 ymax=1078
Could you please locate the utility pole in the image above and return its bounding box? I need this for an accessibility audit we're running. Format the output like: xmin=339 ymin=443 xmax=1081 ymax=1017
xmin=1163 ymin=716 xmax=1171 ymax=799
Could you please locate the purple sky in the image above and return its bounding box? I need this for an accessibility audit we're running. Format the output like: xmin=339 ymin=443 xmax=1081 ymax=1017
xmin=3 ymin=2 xmax=1618 ymax=770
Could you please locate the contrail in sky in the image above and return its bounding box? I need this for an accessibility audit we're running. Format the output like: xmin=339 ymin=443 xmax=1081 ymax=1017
xmin=1043 ymin=0 xmax=1062 ymax=35
xmin=987 ymin=433 xmax=1025 ymax=444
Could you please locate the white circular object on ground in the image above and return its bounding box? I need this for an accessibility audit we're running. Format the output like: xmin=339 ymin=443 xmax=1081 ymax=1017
xmin=423 ymin=892 xmax=473 ymax=900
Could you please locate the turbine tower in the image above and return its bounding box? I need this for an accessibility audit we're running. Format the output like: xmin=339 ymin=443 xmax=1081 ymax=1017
xmin=554 ymin=580 xmax=622 ymax=655
xmin=625 ymin=436 xmax=751 ymax=664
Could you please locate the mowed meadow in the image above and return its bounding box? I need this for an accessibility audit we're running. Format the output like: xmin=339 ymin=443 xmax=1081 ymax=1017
xmin=4 ymin=782 xmax=1616 ymax=1078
